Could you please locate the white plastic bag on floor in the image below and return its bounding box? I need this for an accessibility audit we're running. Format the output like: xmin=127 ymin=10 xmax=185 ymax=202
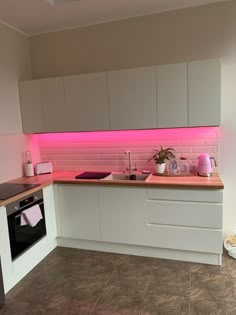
xmin=224 ymin=234 xmax=236 ymax=259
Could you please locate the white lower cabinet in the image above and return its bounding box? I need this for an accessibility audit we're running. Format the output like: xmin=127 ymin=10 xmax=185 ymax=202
xmin=145 ymin=188 xmax=223 ymax=254
xmin=0 ymin=206 xmax=14 ymax=293
xmin=43 ymin=185 xmax=57 ymax=251
xmin=55 ymin=184 xmax=223 ymax=264
xmin=0 ymin=183 xmax=224 ymax=295
xmin=57 ymin=185 xmax=100 ymax=241
xmin=12 ymin=185 xmax=57 ymax=286
xmin=99 ymin=187 xmax=146 ymax=245
xmin=98 ymin=186 xmax=223 ymax=255
xmin=0 ymin=186 xmax=57 ymax=293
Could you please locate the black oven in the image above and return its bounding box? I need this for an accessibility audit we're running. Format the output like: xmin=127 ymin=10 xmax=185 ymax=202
xmin=6 ymin=190 xmax=47 ymax=260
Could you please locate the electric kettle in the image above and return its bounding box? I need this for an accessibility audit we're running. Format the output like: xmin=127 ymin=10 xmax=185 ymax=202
xmin=197 ymin=154 xmax=217 ymax=177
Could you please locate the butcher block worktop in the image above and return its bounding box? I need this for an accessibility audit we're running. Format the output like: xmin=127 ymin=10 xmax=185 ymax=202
xmin=0 ymin=171 xmax=224 ymax=207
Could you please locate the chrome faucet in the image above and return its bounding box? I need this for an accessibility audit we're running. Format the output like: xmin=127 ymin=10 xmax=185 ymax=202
xmin=124 ymin=151 xmax=137 ymax=174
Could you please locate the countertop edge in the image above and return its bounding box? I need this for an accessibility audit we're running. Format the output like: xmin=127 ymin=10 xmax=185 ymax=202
xmin=0 ymin=180 xmax=54 ymax=207
xmin=54 ymin=179 xmax=224 ymax=190
xmin=0 ymin=172 xmax=224 ymax=207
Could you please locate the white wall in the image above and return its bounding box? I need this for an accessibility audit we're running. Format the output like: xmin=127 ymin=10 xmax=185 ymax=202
xmin=0 ymin=22 xmax=40 ymax=183
xmin=0 ymin=134 xmax=40 ymax=183
xmin=30 ymin=1 xmax=228 ymax=78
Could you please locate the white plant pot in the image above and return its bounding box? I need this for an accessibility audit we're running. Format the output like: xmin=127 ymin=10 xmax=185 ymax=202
xmin=155 ymin=163 xmax=166 ymax=174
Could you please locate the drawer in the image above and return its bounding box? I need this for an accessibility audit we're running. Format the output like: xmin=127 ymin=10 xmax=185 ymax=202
xmin=143 ymin=224 xmax=223 ymax=254
xmin=146 ymin=188 xmax=223 ymax=203
xmin=147 ymin=200 xmax=223 ymax=229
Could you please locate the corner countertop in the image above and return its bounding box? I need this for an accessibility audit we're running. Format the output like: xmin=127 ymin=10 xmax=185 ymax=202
xmin=0 ymin=171 xmax=224 ymax=207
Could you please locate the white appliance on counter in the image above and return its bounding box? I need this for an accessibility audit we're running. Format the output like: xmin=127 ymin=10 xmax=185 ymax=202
xmin=35 ymin=162 xmax=53 ymax=175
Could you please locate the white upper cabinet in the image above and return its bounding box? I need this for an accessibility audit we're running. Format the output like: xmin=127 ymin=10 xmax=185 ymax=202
xmin=19 ymin=80 xmax=43 ymax=133
xmin=108 ymin=66 xmax=157 ymax=130
xmin=157 ymin=63 xmax=188 ymax=128
xmin=188 ymin=59 xmax=221 ymax=127
xmin=19 ymin=78 xmax=65 ymax=133
xmin=19 ymin=58 xmax=221 ymax=133
xmin=64 ymin=72 xmax=110 ymax=131
xmin=40 ymin=78 xmax=65 ymax=132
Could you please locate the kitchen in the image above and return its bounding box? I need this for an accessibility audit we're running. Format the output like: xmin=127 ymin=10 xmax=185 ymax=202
xmin=0 ymin=0 xmax=235 ymax=313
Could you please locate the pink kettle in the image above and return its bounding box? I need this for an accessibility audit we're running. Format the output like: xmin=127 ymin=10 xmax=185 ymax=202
xmin=197 ymin=154 xmax=217 ymax=177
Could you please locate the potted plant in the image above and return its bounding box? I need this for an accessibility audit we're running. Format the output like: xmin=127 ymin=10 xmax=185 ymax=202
xmin=149 ymin=146 xmax=176 ymax=174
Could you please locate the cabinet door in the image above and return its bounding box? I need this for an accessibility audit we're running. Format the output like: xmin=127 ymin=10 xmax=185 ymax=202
xmin=188 ymin=59 xmax=221 ymax=126
xmin=157 ymin=63 xmax=188 ymax=128
xmin=145 ymin=188 xmax=223 ymax=254
xmin=57 ymin=185 xmax=100 ymax=241
xmin=19 ymin=80 xmax=43 ymax=133
xmin=100 ymin=187 xmax=146 ymax=245
xmin=108 ymin=67 xmax=157 ymax=130
xmin=0 ymin=206 xmax=14 ymax=293
xmin=43 ymin=185 xmax=57 ymax=251
xmin=41 ymin=78 xmax=65 ymax=132
xmin=146 ymin=200 xmax=222 ymax=229
xmin=64 ymin=72 xmax=109 ymax=131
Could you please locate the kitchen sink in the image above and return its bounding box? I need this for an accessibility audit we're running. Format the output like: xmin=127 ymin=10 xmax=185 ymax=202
xmin=75 ymin=172 xmax=111 ymax=179
xmin=103 ymin=173 xmax=150 ymax=181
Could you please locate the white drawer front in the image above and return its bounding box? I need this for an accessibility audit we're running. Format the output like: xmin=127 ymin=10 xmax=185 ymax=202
xmin=147 ymin=188 xmax=223 ymax=203
xmin=143 ymin=225 xmax=222 ymax=254
xmin=147 ymin=200 xmax=222 ymax=229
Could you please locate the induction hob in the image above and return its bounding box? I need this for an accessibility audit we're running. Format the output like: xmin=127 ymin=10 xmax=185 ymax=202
xmin=0 ymin=183 xmax=40 ymax=200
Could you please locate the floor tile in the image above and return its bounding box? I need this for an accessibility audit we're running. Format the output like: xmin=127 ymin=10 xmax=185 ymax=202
xmin=151 ymin=257 xmax=193 ymax=271
xmin=47 ymin=296 xmax=95 ymax=315
xmin=0 ymin=302 xmax=32 ymax=315
xmin=2 ymin=247 xmax=236 ymax=315
xmin=190 ymin=272 xmax=236 ymax=304
xmin=140 ymin=293 xmax=190 ymax=315
xmin=93 ymin=284 xmax=144 ymax=314
xmin=109 ymin=263 xmax=152 ymax=283
xmin=190 ymin=298 xmax=227 ymax=315
xmin=146 ymin=266 xmax=191 ymax=297
xmin=190 ymin=252 xmax=234 ymax=277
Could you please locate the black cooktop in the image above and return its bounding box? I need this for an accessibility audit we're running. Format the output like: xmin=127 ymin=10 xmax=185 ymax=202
xmin=0 ymin=183 xmax=40 ymax=200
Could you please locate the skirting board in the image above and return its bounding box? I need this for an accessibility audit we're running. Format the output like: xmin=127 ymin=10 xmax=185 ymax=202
xmin=56 ymin=237 xmax=222 ymax=265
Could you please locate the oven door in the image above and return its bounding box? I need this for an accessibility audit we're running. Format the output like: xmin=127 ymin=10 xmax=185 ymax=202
xmin=7 ymin=198 xmax=46 ymax=260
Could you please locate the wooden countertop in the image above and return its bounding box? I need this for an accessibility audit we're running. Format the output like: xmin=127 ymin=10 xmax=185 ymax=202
xmin=0 ymin=171 xmax=224 ymax=207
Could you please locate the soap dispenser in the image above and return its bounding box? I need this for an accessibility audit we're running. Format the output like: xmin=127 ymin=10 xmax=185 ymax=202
xmin=25 ymin=151 xmax=34 ymax=177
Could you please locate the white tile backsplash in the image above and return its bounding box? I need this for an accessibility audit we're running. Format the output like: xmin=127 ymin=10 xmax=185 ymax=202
xmin=38 ymin=127 xmax=219 ymax=173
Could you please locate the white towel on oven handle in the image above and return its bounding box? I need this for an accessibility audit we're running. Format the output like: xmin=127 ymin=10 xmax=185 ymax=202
xmin=20 ymin=204 xmax=43 ymax=227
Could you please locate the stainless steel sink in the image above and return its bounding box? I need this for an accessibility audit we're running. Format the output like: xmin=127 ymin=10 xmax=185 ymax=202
xmin=103 ymin=173 xmax=150 ymax=181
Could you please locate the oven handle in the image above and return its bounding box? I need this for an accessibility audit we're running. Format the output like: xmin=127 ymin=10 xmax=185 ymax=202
xmin=14 ymin=201 xmax=44 ymax=219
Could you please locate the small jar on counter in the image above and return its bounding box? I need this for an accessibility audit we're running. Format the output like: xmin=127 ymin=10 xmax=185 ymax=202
xmin=179 ymin=156 xmax=191 ymax=175
xmin=166 ymin=159 xmax=180 ymax=175
xmin=25 ymin=151 xmax=34 ymax=177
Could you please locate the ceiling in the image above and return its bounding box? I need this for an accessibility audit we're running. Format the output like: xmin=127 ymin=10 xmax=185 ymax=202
xmin=0 ymin=0 xmax=228 ymax=35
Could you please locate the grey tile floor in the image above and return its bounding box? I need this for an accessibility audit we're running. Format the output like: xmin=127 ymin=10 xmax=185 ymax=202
xmin=1 ymin=246 xmax=236 ymax=315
